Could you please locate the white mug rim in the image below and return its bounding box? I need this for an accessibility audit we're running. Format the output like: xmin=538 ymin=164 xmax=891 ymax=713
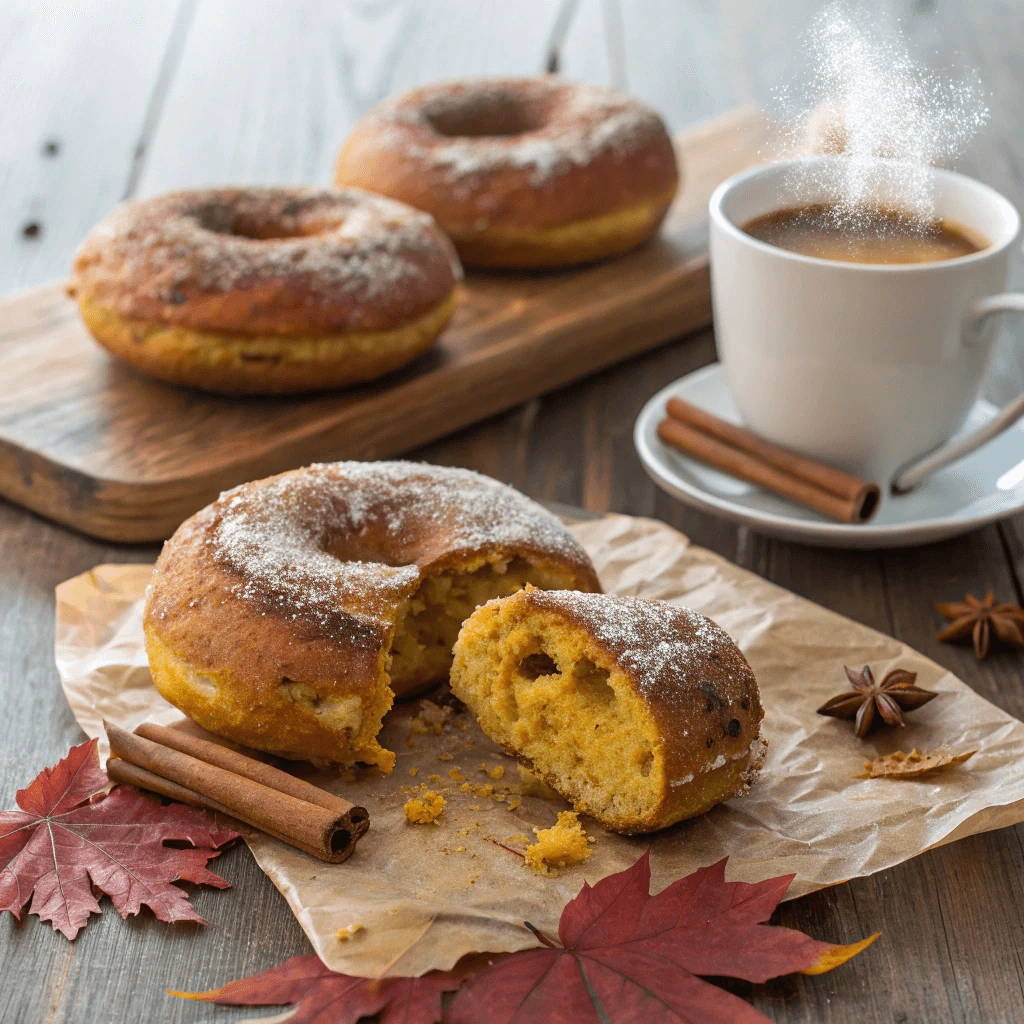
xmin=709 ymin=156 xmax=1022 ymax=274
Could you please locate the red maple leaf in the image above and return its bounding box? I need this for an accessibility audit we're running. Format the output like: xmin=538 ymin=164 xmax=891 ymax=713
xmin=173 ymin=854 xmax=875 ymax=1024
xmin=0 ymin=738 xmax=240 ymax=939
xmin=173 ymin=955 xmax=464 ymax=1024
xmin=447 ymin=852 xmax=878 ymax=1024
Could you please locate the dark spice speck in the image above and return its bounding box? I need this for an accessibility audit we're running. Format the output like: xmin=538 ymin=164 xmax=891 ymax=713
xmin=700 ymin=680 xmax=723 ymax=713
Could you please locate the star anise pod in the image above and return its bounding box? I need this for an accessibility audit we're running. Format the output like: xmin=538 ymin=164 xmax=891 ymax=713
xmin=817 ymin=665 xmax=938 ymax=739
xmin=936 ymin=591 xmax=1024 ymax=659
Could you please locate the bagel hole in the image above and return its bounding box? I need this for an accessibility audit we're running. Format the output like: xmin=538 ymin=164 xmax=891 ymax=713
xmin=223 ymin=217 xmax=325 ymax=241
xmin=196 ymin=204 xmax=333 ymax=241
xmin=425 ymin=95 xmax=547 ymax=138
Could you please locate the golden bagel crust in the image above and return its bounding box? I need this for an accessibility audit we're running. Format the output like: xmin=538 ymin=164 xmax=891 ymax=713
xmin=144 ymin=462 xmax=601 ymax=770
xmin=70 ymin=187 xmax=461 ymax=333
xmin=69 ymin=187 xmax=462 ymax=392
xmin=77 ymin=288 xmax=456 ymax=395
xmin=450 ymin=588 xmax=765 ymax=833
xmin=334 ymin=77 xmax=679 ymax=268
xmin=448 ymin=189 xmax=677 ymax=270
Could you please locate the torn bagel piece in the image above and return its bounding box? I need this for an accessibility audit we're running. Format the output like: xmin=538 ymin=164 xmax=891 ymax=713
xmin=450 ymin=587 xmax=765 ymax=833
xmin=143 ymin=462 xmax=601 ymax=772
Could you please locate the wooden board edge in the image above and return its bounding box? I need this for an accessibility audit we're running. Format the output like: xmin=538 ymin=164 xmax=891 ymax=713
xmin=0 ymin=254 xmax=711 ymax=543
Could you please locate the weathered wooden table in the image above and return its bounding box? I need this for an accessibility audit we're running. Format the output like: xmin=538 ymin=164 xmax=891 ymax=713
xmin=3 ymin=2 xmax=1024 ymax=1021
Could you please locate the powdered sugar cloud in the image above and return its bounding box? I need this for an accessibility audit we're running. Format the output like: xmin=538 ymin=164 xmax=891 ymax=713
xmin=774 ymin=3 xmax=990 ymax=225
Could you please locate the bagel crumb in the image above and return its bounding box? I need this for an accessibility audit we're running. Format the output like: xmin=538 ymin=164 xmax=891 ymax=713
xmin=524 ymin=811 xmax=591 ymax=875
xmin=404 ymin=791 xmax=446 ymax=824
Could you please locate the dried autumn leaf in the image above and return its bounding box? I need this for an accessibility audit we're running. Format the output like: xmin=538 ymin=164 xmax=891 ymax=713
xmin=448 ymin=851 xmax=878 ymax=1024
xmin=0 ymin=738 xmax=240 ymax=939
xmin=172 ymin=954 xmax=463 ymax=1024
xmin=858 ymin=748 xmax=976 ymax=780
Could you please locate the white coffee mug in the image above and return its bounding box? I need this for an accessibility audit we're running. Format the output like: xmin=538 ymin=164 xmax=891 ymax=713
xmin=709 ymin=157 xmax=1024 ymax=492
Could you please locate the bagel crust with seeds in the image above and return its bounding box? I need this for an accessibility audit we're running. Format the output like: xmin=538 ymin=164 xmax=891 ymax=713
xmin=143 ymin=461 xmax=601 ymax=770
xmin=334 ymin=76 xmax=679 ymax=268
xmin=69 ymin=187 xmax=461 ymax=394
xmin=450 ymin=587 xmax=764 ymax=833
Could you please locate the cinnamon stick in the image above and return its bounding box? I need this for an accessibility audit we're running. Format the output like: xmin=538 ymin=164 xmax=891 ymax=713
xmin=659 ymin=398 xmax=880 ymax=524
xmin=104 ymin=721 xmax=368 ymax=863
xmin=135 ymin=722 xmax=356 ymax=815
xmin=106 ymin=757 xmax=242 ymax=823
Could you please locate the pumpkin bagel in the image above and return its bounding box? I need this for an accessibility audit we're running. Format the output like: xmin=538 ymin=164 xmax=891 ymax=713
xmin=69 ymin=187 xmax=461 ymax=394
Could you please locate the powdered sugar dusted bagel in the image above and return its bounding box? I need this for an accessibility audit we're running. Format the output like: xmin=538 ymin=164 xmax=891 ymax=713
xmin=143 ymin=461 xmax=601 ymax=770
xmin=450 ymin=587 xmax=764 ymax=833
xmin=334 ymin=77 xmax=679 ymax=268
xmin=69 ymin=187 xmax=461 ymax=394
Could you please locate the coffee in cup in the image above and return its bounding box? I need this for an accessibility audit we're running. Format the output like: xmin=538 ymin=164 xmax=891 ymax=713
xmin=742 ymin=203 xmax=986 ymax=265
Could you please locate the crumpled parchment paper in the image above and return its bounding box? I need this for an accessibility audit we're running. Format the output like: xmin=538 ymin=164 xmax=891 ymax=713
xmin=55 ymin=514 xmax=1024 ymax=978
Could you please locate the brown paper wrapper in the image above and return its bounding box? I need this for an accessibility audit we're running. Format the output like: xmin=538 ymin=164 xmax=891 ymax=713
xmin=54 ymin=515 xmax=1024 ymax=978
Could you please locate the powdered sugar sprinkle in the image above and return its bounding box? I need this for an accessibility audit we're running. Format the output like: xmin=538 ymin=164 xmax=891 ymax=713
xmin=209 ymin=461 xmax=591 ymax=633
xmin=525 ymin=589 xmax=738 ymax=703
xmin=368 ymin=78 xmax=666 ymax=188
xmin=76 ymin=187 xmax=460 ymax=325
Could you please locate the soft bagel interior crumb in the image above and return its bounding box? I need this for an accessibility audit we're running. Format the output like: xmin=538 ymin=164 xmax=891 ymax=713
xmin=389 ymin=557 xmax=567 ymax=698
xmin=451 ymin=596 xmax=669 ymax=830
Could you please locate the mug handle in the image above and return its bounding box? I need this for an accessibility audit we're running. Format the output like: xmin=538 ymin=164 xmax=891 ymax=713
xmin=890 ymin=292 xmax=1024 ymax=495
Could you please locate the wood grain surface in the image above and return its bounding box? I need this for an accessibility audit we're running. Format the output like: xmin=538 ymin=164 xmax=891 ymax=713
xmin=0 ymin=107 xmax=768 ymax=543
xmin=2 ymin=2 xmax=1024 ymax=1023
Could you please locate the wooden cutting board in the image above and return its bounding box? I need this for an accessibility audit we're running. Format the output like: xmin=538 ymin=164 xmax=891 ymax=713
xmin=0 ymin=106 xmax=769 ymax=543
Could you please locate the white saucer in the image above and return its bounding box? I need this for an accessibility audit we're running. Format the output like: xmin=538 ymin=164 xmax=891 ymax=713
xmin=634 ymin=362 xmax=1024 ymax=549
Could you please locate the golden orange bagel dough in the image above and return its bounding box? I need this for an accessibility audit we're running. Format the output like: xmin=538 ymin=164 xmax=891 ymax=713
xmin=143 ymin=462 xmax=601 ymax=770
xmin=70 ymin=187 xmax=461 ymax=394
xmin=334 ymin=77 xmax=680 ymax=268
